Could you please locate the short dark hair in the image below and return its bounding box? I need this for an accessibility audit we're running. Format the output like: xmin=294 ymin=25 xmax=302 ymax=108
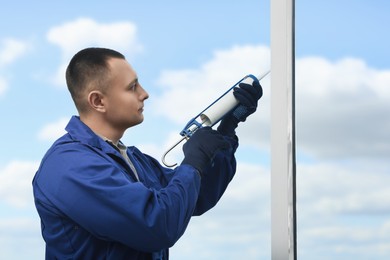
xmin=65 ymin=47 xmax=125 ymax=113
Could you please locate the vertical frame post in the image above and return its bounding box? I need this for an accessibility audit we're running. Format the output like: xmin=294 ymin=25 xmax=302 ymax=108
xmin=270 ymin=0 xmax=296 ymax=259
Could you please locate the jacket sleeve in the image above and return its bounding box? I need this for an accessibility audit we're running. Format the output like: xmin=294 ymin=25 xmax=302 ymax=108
xmin=192 ymin=135 xmax=238 ymax=216
xmin=33 ymin=143 xmax=201 ymax=253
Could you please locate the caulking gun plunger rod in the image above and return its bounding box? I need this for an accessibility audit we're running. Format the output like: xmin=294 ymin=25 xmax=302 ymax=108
xmin=161 ymin=70 xmax=271 ymax=168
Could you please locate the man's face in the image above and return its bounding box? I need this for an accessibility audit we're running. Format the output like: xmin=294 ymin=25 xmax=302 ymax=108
xmin=103 ymin=58 xmax=149 ymax=131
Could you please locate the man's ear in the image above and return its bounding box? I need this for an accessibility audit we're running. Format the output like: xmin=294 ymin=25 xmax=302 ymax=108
xmin=87 ymin=90 xmax=106 ymax=112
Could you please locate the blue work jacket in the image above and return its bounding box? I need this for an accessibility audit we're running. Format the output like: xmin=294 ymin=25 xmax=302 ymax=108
xmin=33 ymin=116 xmax=238 ymax=259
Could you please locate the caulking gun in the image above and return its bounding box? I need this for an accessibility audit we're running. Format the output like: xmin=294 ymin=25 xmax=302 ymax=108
xmin=161 ymin=70 xmax=270 ymax=167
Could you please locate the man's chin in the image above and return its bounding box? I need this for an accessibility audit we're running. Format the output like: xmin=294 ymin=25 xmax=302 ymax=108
xmin=128 ymin=117 xmax=144 ymax=128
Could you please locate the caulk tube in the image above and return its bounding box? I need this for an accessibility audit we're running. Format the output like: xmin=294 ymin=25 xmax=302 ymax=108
xmin=200 ymin=74 xmax=257 ymax=126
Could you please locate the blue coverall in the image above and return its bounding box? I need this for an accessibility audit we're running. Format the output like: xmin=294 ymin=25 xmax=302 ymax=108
xmin=33 ymin=116 xmax=238 ymax=259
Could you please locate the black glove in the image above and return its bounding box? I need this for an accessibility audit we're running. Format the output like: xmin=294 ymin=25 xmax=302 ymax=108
xmin=218 ymin=79 xmax=263 ymax=136
xmin=181 ymin=127 xmax=231 ymax=174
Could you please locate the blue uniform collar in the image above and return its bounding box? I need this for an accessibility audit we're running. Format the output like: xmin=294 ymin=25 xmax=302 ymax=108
xmin=65 ymin=116 xmax=117 ymax=153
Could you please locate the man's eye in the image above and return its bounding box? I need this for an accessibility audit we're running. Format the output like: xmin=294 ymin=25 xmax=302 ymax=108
xmin=130 ymin=83 xmax=137 ymax=91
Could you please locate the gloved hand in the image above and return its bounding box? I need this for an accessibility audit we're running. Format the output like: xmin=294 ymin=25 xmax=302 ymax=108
xmin=217 ymin=79 xmax=263 ymax=136
xmin=181 ymin=127 xmax=231 ymax=174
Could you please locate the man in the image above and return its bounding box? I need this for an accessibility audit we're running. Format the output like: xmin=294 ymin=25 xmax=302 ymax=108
xmin=33 ymin=47 xmax=262 ymax=259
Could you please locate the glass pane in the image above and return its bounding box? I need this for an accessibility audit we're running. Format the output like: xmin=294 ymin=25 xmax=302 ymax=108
xmin=296 ymin=1 xmax=390 ymax=259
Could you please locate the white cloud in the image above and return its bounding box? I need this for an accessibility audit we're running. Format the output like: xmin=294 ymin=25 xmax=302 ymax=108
xmin=47 ymin=17 xmax=143 ymax=86
xmin=0 ymin=38 xmax=29 ymax=96
xmin=0 ymin=38 xmax=29 ymax=68
xmin=299 ymin=223 xmax=390 ymax=259
xmin=294 ymin=160 xmax=390 ymax=258
xmin=0 ymin=160 xmax=39 ymax=208
xmin=37 ymin=117 xmax=68 ymax=141
xmin=296 ymin=56 xmax=390 ymax=159
xmin=297 ymin=161 xmax=390 ymax=217
xmin=0 ymin=216 xmax=44 ymax=259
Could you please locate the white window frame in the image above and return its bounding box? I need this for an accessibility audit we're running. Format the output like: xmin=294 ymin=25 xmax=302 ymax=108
xmin=270 ymin=0 xmax=297 ymax=259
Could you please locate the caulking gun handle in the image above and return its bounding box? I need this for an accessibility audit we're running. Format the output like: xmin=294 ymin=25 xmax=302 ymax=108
xmin=180 ymin=117 xmax=203 ymax=137
xmin=161 ymin=135 xmax=188 ymax=168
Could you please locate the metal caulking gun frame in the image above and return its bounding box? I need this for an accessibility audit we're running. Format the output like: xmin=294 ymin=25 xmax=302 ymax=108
xmin=161 ymin=70 xmax=270 ymax=167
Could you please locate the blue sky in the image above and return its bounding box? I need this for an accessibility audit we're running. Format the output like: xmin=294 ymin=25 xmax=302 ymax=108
xmin=0 ymin=0 xmax=389 ymax=259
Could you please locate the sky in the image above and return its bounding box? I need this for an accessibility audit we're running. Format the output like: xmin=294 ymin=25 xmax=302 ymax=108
xmin=0 ymin=0 xmax=389 ymax=259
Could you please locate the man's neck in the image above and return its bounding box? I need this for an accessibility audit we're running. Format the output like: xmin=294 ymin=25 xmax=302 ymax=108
xmin=80 ymin=114 xmax=124 ymax=144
